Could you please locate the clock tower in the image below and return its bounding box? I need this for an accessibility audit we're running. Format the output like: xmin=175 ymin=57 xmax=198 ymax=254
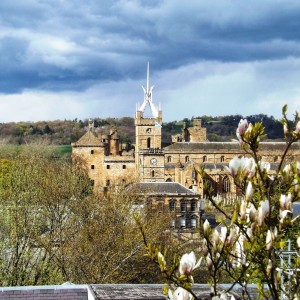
xmin=135 ymin=63 xmax=164 ymax=182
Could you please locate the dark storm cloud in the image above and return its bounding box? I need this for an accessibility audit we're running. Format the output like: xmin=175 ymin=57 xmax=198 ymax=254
xmin=0 ymin=0 xmax=300 ymax=122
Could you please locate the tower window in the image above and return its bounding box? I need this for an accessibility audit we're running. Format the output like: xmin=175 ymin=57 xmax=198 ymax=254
xmin=147 ymin=137 xmax=151 ymax=148
xmin=151 ymin=170 xmax=155 ymax=177
xmin=91 ymin=150 xmax=94 ymax=154
xmin=91 ymin=165 xmax=95 ymax=170
xmin=106 ymin=180 xmax=110 ymax=186
xmin=122 ymin=165 xmax=126 ymax=169
xmin=203 ymin=155 xmax=207 ymax=162
xmin=106 ymin=165 xmax=110 ymax=169
xmin=167 ymin=156 xmax=172 ymax=163
xmin=185 ymin=156 xmax=189 ymax=163
xmin=220 ymin=156 xmax=225 ymax=162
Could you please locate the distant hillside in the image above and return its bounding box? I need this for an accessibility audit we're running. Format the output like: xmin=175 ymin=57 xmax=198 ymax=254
xmin=0 ymin=114 xmax=284 ymax=145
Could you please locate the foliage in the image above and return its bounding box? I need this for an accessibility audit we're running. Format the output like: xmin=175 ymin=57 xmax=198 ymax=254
xmin=0 ymin=145 xmax=172 ymax=285
xmin=143 ymin=105 xmax=300 ymax=300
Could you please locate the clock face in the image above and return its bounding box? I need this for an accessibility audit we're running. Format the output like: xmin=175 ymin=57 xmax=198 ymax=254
xmin=150 ymin=158 xmax=157 ymax=165
xmin=146 ymin=128 xmax=152 ymax=134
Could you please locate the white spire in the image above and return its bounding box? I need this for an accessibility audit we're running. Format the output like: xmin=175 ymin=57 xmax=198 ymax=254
xmin=138 ymin=62 xmax=158 ymax=118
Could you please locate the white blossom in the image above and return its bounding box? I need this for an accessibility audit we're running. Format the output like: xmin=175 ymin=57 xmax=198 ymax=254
xmin=168 ymin=287 xmax=192 ymax=300
xmin=258 ymin=200 xmax=270 ymax=226
xmin=245 ymin=181 xmax=253 ymax=202
xmin=179 ymin=251 xmax=202 ymax=276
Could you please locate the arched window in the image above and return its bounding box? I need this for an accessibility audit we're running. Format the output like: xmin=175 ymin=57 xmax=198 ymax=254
xmin=147 ymin=137 xmax=151 ymax=148
xmin=220 ymin=156 xmax=225 ymax=162
xmin=191 ymin=217 xmax=197 ymax=229
xmin=185 ymin=156 xmax=189 ymax=163
xmin=203 ymin=155 xmax=207 ymax=162
xmin=151 ymin=170 xmax=155 ymax=177
xmin=167 ymin=156 xmax=172 ymax=163
xmin=166 ymin=178 xmax=172 ymax=182
xmin=222 ymin=176 xmax=231 ymax=193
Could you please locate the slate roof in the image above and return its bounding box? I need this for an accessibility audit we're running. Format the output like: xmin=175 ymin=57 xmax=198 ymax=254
xmin=164 ymin=142 xmax=300 ymax=152
xmin=129 ymin=182 xmax=198 ymax=195
xmin=91 ymin=284 xmax=214 ymax=299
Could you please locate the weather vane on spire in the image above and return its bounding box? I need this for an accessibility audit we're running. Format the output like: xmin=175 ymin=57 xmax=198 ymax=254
xmin=138 ymin=62 xmax=158 ymax=118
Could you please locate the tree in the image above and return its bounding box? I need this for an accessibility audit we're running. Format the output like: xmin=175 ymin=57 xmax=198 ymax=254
xmin=143 ymin=105 xmax=300 ymax=299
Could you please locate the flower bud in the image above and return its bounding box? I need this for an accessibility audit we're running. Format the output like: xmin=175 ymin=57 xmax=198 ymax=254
xmin=245 ymin=181 xmax=253 ymax=202
xmin=283 ymin=123 xmax=288 ymax=135
xmin=266 ymin=230 xmax=273 ymax=251
xmin=206 ymin=255 xmax=213 ymax=271
xmin=203 ymin=219 xmax=210 ymax=236
xmin=295 ymin=121 xmax=300 ymax=134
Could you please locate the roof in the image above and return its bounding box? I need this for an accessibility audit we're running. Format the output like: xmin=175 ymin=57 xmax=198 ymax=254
xmin=129 ymin=182 xmax=198 ymax=195
xmin=163 ymin=142 xmax=300 ymax=152
xmin=72 ymin=130 xmax=102 ymax=147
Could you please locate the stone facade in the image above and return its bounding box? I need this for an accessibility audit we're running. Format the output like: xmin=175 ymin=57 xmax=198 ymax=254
xmin=72 ymin=64 xmax=300 ymax=228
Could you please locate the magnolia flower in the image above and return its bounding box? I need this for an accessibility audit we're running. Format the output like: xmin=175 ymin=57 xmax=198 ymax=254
xmin=295 ymin=121 xmax=300 ymax=134
xmin=280 ymin=210 xmax=292 ymax=225
xmin=206 ymin=255 xmax=213 ymax=270
xmin=179 ymin=251 xmax=202 ymax=276
xmin=266 ymin=230 xmax=273 ymax=251
xmin=226 ymin=156 xmax=242 ymax=177
xmin=280 ymin=194 xmax=292 ymax=211
xmin=220 ymin=226 xmax=228 ymax=244
xmin=236 ymin=119 xmax=248 ymax=142
xmin=245 ymin=181 xmax=253 ymax=202
xmin=168 ymin=287 xmax=192 ymax=300
xmin=266 ymin=259 xmax=273 ymax=276
xmin=258 ymin=200 xmax=270 ymax=226
xmin=259 ymin=161 xmax=270 ymax=173
xmin=297 ymin=237 xmax=300 ymax=248
xmin=283 ymin=123 xmax=288 ymax=135
xmin=239 ymin=200 xmax=247 ymax=221
xmin=226 ymin=156 xmax=256 ymax=177
xmin=157 ymin=252 xmax=166 ymax=270
xmin=283 ymin=164 xmax=291 ymax=176
xmin=203 ymin=219 xmax=210 ymax=236
xmin=248 ymin=203 xmax=257 ymax=223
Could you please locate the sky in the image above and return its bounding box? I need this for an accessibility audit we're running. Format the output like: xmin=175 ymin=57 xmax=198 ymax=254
xmin=0 ymin=0 xmax=300 ymax=123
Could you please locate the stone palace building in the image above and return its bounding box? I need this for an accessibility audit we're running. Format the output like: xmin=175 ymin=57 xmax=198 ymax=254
xmin=72 ymin=64 xmax=300 ymax=229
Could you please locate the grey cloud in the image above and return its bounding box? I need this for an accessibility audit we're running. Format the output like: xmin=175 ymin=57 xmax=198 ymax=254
xmin=0 ymin=0 xmax=300 ymax=96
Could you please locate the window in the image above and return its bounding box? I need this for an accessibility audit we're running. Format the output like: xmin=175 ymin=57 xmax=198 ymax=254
xmin=90 ymin=180 xmax=94 ymax=186
xmin=180 ymin=217 xmax=186 ymax=229
xmin=169 ymin=200 xmax=176 ymax=212
xmin=91 ymin=150 xmax=94 ymax=154
xmin=106 ymin=180 xmax=110 ymax=186
xmin=147 ymin=137 xmax=151 ymax=148
xmin=167 ymin=156 xmax=172 ymax=163
xmin=151 ymin=170 xmax=155 ymax=177
xmin=220 ymin=156 xmax=225 ymax=162
xmin=91 ymin=165 xmax=95 ymax=170
xmin=185 ymin=156 xmax=189 ymax=163
xmin=122 ymin=165 xmax=126 ymax=169
xmin=180 ymin=200 xmax=186 ymax=212
xmin=191 ymin=217 xmax=197 ymax=229
xmin=203 ymin=155 xmax=207 ymax=162
xmin=191 ymin=200 xmax=197 ymax=212
xmin=106 ymin=165 xmax=110 ymax=169
xmin=222 ymin=176 xmax=230 ymax=193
